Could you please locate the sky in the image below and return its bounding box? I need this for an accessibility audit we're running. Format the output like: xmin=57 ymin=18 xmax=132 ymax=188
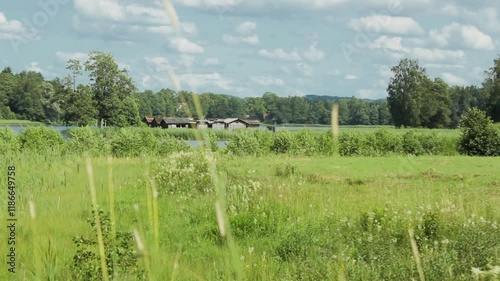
xmin=0 ymin=0 xmax=499 ymax=99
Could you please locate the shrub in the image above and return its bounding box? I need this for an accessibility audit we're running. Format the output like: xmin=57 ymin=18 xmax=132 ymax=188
xmin=372 ymin=129 xmax=403 ymax=155
xmin=156 ymin=134 xmax=190 ymax=157
xmin=226 ymin=130 xmax=262 ymax=156
xmin=315 ymin=131 xmax=337 ymax=156
xmin=292 ymin=130 xmax=317 ymax=156
xmin=110 ymin=128 xmax=157 ymax=157
xmin=271 ymin=130 xmax=295 ymax=154
xmin=402 ymin=131 xmax=424 ymax=156
xmin=458 ymin=108 xmax=500 ymax=156
xmin=18 ymin=127 xmax=64 ymax=152
xmin=64 ymin=127 xmax=109 ymax=156
xmin=71 ymin=209 xmax=145 ymax=280
xmin=0 ymin=127 xmax=19 ymax=155
xmin=152 ymin=151 xmax=213 ymax=196
xmin=338 ymin=132 xmax=364 ymax=156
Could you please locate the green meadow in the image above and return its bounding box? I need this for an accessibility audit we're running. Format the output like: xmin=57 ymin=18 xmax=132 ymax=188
xmin=0 ymin=126 xmax=499 ymax=280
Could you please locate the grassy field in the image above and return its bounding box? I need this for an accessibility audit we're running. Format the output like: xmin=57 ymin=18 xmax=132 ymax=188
xmin=0 ymin=119 xmax=44 ymax=126
xmin=1 ymin=150 xmax=499 ymax=280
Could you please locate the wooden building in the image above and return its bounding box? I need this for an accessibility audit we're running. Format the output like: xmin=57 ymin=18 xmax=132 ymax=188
xmin=241 ymin=119 xmax=261 ymax=128
xmin=142 ymin=116 xmax=154 ymax=127
xmin=160 ymin=117 xmax=195 ymax=129
xmin=142 ymin=116 xmax=261 ymax=130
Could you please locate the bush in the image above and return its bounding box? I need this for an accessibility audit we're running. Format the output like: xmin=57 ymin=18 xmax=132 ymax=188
xmin=315 ymin=131 xmax=337 ymax=156
xmin=226 ymin=130 xmax=262 ymax=156
xmin=110 ymin=128 xmax=157 ymax=157
xmin=152 ymin=151 xmax=213 ymax=196
xmin=64 ymin=127 xmax=109 ymax=156
xmin=338 ymin=132 xmax=364 ymax=156
xmin=292 ymin=130 xmax=317 ymax=156
xmin=71 ymin=209 xmax=145 ymax=280
xmin=0 ymin=127 xmax=19 ymax=155
xmin=271 ymin=130 xmax=296 ymax=154
xmin=402 ymin=131 xmax=424 ymax=156
xmin=458 ymin=108 xmax=500 ymax=156
xmin=19 ymin=127 xmax=64 ymax=152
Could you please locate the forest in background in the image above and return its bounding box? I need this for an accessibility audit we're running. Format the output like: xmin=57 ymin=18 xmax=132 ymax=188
xmin=0 ymin=51 xmax=498 ymax=128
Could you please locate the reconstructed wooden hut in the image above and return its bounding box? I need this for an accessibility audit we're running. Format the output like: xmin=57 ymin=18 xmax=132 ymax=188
xmin=160 ymin=117 xmax=195 ymax=129
xmin=224 ymin=118 xmax=246 ymax=130
xmin=142 ymin=116 xmax=154 ymax=127
xmin=151 ymin=116 xmax=163 ymax=128
xmin=241 ymin=119 xmax=261 ymax=128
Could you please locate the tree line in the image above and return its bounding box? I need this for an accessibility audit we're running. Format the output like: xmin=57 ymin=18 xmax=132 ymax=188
xmin=0 ymin=50 xmax=498 ymax=128
xmin=387 ymin=56 xmax=500 ymax=128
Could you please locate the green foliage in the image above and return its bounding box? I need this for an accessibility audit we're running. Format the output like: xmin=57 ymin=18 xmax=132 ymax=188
xmin=0 ymin=127 xmax=19 ymax=155
xmin=70 ymin=209 xmax=144 ymax=280
xmin=152 ymin=151 xmax=213 ymax=196
xmin=18 ymin=126 xmax=64 ymax=152
xmin=458 ymin=108 xmax=500 ymax=156
xmin=338 ymin=132 xmax=365 ymax=156
xmin=292 ymin=130 xmax=317 ymax=156
xmin=271 ymin=130 xmax=295 ymax=154
xmin=226 ymin=130 xmax=263 ymax=156
xmin=156 ymin=134 xmax=190 ymax=157
xmin=275 ymin=164 xmax=297 ymax=177
xmin=64 ymin=126 xmax=109 ymax=156
xmin=402 ymin=131 xmax=424 ymax=156
xmin=315 ymin=131 xmax=337 ymax=156
xmin=110 ymin=128 xmax=159 ymax=157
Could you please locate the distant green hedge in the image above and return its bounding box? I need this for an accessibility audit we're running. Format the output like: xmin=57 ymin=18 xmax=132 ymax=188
xmin=0 ymin=126 xmax=465 ymax=157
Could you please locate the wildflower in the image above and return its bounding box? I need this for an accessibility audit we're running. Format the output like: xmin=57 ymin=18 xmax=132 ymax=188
xmin=248 ymin=247 xmax=254 ymax=255
xmin=471 ymin=267 xmax=482 ymax=276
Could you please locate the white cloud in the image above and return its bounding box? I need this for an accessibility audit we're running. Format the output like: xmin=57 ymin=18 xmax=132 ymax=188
xmin=344 ymin=74 xmax=357 ymax=80
xmin=223 ymin=34 xmax=260 ymax=45
xmin=0 ymin=12 xmax=38 ymax=41
xmin=26 ymin=62 xmax=43 ymax=73
xmin=74 ymin=0 xmax=125 ymax=21
xmin=430 ymin=23 xmax=495 ymax=50
xmin=55 ymin=51 xmax=89 ymax=62
xmin=370 ymin=36 xmax=409 ymax=52
xmin=442 ymin=72 xmax=468 ymax=85
xmin=258 ymin=48 xmax=302 ymax=61
xmin=441 ymin=7 xmax=500 ymax=33
xmin=145 ymin=22 xmax=197 ymax=35
xmin=411 ymin=48 xmax=466 ymax=63
xmin=250 ymin=76 xmax=285 ymax=86
xmin=235 ymin=21 xmax=256 ymax=34
xmin=424 ymin=64 xmax=465 ymax=70
xmin=145 ymin=56 xmax=171 ymax=72
xmin=295 ymin=62 xmax=313 ymax=76
xmin=169 ymin=37 xmax=204 ymax=53
xmin=174 ymin=0 xmax=349 ymax=10
xmin=179 ymin=73 xmax=232 ymax=91
xmin=203 ymin=57 xmax=219 ymax=66
xmin=303 ymin=42 xmax=325 ymax=62
xmin=348 ymin=15 xmax=425 ymax=35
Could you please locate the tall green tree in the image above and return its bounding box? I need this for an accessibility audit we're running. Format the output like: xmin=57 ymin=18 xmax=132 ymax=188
xmin=387 ymin=58 xmax=427 ymax=128
xmin=10 ymin=71 xmax=46 ymax=121
xmin=485 ymin=56 xmax=500 ymax=121
xmin=83 ymin=51 xmax=139 ymax=127
xmin=0 ymin=67 xmax=17 ymax=119
xmin=62 ymin=84 xmax=97 ymax=126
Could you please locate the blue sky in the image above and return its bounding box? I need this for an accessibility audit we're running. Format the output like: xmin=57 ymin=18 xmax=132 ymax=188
xmin=0 ymin=0 xmax=499 ymax=99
